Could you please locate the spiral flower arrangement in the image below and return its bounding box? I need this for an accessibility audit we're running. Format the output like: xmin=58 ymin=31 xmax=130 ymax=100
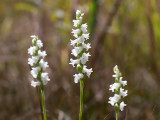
xmin=69 ymin=10 xmax=93 ymax=120
xmin=28 ymin=35 xmax=49 ymax=120
xmin=108 ymin=65 xmax=128 ymax=120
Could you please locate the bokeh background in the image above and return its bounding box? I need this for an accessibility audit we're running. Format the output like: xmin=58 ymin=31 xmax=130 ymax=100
xmin=1 ymin=0 xmax=160 ymax=120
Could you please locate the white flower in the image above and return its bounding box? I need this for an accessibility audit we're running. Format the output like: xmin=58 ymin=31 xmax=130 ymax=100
xmin=108 ymin=99 xmax=115 ymax=106
xmin=70 ymin=39 xmax=78 ymax=46
xmin=80 ymin=53 xmax=91 ymax=64
xmin=81 ymin=23 xmax=87 ymax=33
xmin=30 ymin=67 xmax=41 ymax=78
xmin=120 ymin=88 xmax=128 ymax=97
xmin=120 ymin=101 xmax=126 ymax=111
xmin=82 ymin=33 xmax=89 ymax=40
xmin=113 ymin=65 xmax=119 ymax=73
xmin=36 ymin=40 xmax=43 ymax=48
xmin=31 ymin=80 xmax=40 ymax=87
xmin=108 ymin=97 xmax=115 ymax=106
xmin=73 ymin=73 xmax=84 ymax=83
xmin=109 ymin=83 xmax=121 ymax=92
xmin=28 ymin=56 xmax=39 ymax=66
xmin=69 ymin=58 xmax=80 ymax=67
xmin=113 ymin=65 xmax=121 ymax=78
xmin=71 ymin=46 xmax=83 ymax=57
xmin=31 ymin=35 xmax=37 ymax=43
xmin=28 ymin=58 xmax=34 ymax=66
xmin=76 ymin=10 xmax=81 ymax=16
xmin=73 ymin=20 xmax=81 ymax=27
xmin=28 ymin=46 xmax=37 ymax=55
xmin=32 ymin=56 xmax=39 ymax=63
xmin=77 ymin=36 xmax=85 ymax=43
xmin=108 ymin=94 xmax=121 ymax=106
xmin=72 ymin=29 xmax=81 ymax=38
xmin=39 ymin=59 xmax=49 ymax=70
xmin=119 ymin=77 xmax=127 ymax=86
xmin=83 ymin=65 xmax=93 ymax=77
xmin=83 ymin=43 xmax=91 ymax=51
xmin=41 ymin=72 xmax=50 ymax=82
xmin=38 ymin=50 xmax=47 ymax=58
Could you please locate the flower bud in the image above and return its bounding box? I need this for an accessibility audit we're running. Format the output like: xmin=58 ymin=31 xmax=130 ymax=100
xmin=77 ymin=64 xmax=83 ymax=73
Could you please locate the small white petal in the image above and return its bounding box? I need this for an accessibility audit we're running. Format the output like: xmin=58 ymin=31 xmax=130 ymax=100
xmin=113 ymin=65 xmax=121 ymax=76
xmin=77 ymin=36 xmax=85 ymax=43
xmin=70 ymin=39 xmax=78 ymax=46
xmin=41 ymin=72 xmax=50 ymax=85
xmin=112 ymin=74 xmax=118 ymax=78
xmin=109 ymin=83 xmax=121 ymax=92
xmin=30 ymin=35 xmax=37 ymax=38
xmin=73 ymin=73 xmax=83 ymax=83
xmin=81 ymin=23 xmax=87 ymax=33
xmin=31 ymin=35 xmax=37 ymax=43
xmin=76 ymin=10 xmax=81 ymax=16
xmin=119 ymin=77 xmax=127 ymax=86
xmin=28 ymin=56 xmax=39 ymax=66
xmin=108 ymin=97 xmax=115 ymax=106
xmin=39 ymin=59 xmax=49 ymax=70
xmin=83 ymin=65 xmax=93 ymax=77
xmin=30 ymin=67 xmax=41 ymax=78
xmin=120 ymin=88 xmax=128 ymax=97
xmin=82 ymin=43 xmax=91 ymax=51
xmin=36 ymin=40 xmax=43 ymax=48
xmin=28 ymin=46 xmax=38 ymax=55
xmin=71 ymin=46 xmax=83 ymax=57
xmin=38 ymin=50 xmax=47 ymax=58
xmin=80 ymin=53 xmax=91 ymax=64
xmin=72 ymin=29 xmax=81 ymax=38
xmin=31 ymin=80 xmax=40 ymax=87
xmin=69 ymin=58 xmax=80 ymax=67
xmin=113 ymin=65 xmax=119 ymax=72
xmin=108 ymin=94 xmax=121 ymax=106
xmin=73 ymin=20 xmax=81 ymax=27
xmin=28 ymin=58 xmax=34 ymax=66
xmin=82 ymin=33 xmax=89 ymax=40
xmin=120 ymin=101 xmax=126 ymax=111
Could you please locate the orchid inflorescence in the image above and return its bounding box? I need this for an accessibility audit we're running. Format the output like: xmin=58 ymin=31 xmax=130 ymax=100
xmin=27 ymin=10 xmax=129 ymax=120
xmin=69 ymin=10 xmax=93 ymax=83
xmin=28 ymin=35 xmax=50 ymax=87
xmin=108 ymin=65 xmax=128 ymax=112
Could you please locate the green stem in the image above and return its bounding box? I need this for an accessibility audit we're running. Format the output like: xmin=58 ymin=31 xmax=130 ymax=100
xmin=37 ymin=87 xmax=44 ymax=120
xmin=79 ymin=79 xmax=84 ymax=120
xmin=41 ymin=87 xmax=47 ymax=120
xmin=116 ymin=111 xmax=119 ymax=120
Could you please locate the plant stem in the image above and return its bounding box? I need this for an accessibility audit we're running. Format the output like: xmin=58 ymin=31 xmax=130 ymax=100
xmin=79 ymin=79 xmax=84 ymax=120
xmin=37 ymin=87 xmax=44 ymax=120
xmin=116 ymin=111 xmax=119 ymax=120
xmin=41 ymin=87 xmax=47 ymax=120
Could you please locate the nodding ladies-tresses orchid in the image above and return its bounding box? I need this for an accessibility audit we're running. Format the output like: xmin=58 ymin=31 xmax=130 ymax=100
xmin=69 ymin=10 xmax=93 ymax=120
xmin=108 ymin=65 xmax=128 ymax=120
xmin=28 ymin=35 xmax=50 ymax=87
xmin=28 ymin=35 xmax=49 ymax=120
xmin=69 ymin=10 xmax=93 ymax=83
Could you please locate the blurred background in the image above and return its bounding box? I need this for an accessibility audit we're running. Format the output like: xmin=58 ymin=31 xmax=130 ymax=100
xmin=0 ymin=0 xmax=160 ymax=120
